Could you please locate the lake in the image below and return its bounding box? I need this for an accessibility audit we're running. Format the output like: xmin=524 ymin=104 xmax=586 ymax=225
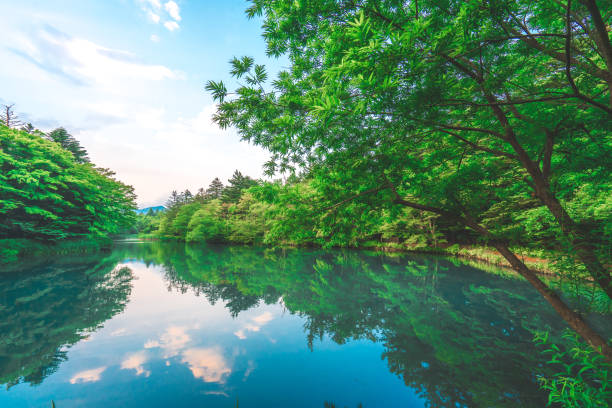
xmin=0 ymin=241 xmax=606 ymax=407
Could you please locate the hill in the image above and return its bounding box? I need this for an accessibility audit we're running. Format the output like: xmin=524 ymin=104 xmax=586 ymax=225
xmin=136 ymin=206 xmax=165 ymax=214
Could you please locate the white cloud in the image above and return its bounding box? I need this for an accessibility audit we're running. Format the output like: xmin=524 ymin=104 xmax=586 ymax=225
xmin=164 ymin=21 xmax=179 ymax=31
xmin=139 ymin=0 xmax=162 ymax=24
xmin=147 ymin=10 xmax=160 ymax=23
xmin=11 ymin=26 xmax=177 ymax=86
xmin=164 ymin=1 xmax=181 ymax=21
xmin=150 ymin=34 xmax=160 ymax=42
xmin=69 ymin=367 xmax=106 ymax=384
xmin=147 ymin=0 xmax=161 ymax=9
xmin=75 ymin=102 xmax=269 ymax=207
xmin=110 ymin=328 xmax=127 ymax=336
xmin=1 ymin=23 xmax=269 ymax=207
xmin=253 ymin=312 xmax=274 ymax=325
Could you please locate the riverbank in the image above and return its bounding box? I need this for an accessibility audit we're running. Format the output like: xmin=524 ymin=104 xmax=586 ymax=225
xmin=0 ymin=233 xmax=560 ymax=278
xmin=360 ymin=242 xmax=556 ymax=275
xmin=139 ymin=232 xmax=558 ymax=276
xmin=0 ymin=237 xmax=112 ymax=266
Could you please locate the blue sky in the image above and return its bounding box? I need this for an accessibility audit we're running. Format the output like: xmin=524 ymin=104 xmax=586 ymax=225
xmin=0 ymin=0 xmax=286 ymax=206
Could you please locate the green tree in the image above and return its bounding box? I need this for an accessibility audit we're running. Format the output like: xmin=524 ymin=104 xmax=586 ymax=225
xmin=221 ymin=170 xmax=258 ymax=203
xmin=0 ymin=125 xmax=136 ymax=241
xmin=205 ymin=177 xmax=225 ymax=199
xmin=186 ymin=199 xmax=227 ymax=242
xmin=46 ymin=127 xmax=90 ymax=164
xmin=20 ymin=123 xmax=35 ymax=134
xmin=207 ymin=0 xmax=612 ymax=358
xmin=171 ymin=202 xmax=201 ymax=239
xmin=165 ymin=190 xmax=181 ymax=209
xmin=227 ymin=192 xmax=270 ymax=244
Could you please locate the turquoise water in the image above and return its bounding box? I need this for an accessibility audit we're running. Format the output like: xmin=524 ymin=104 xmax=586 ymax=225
xmin=0 ymin=241 xmax=598 ymax=407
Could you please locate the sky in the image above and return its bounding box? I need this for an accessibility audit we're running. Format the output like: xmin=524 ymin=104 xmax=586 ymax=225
xmin=0 ymin=0 xmax=286 ymax=207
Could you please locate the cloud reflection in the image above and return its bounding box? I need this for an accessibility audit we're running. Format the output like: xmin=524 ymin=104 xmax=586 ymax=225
xmin=69 ymin=366 xmax=106 ymax=384
xmin=181 ymin=347 xmax=231 ymax=383
xmin=234 ymin=311 xmax=274 ymax=340
xmin=144 ymin=326 xmax=190 ymax=358
xmin=144 ymin=326 xmax=233 ymax=383
xmin=121 ymin=351 xmax=150 ymax=377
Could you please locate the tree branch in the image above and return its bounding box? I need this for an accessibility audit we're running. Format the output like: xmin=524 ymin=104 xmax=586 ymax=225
xmin=580 ymin=0 xmax=612 ymax=107
xmin=437 ymin=129 xmax=518 ymax=159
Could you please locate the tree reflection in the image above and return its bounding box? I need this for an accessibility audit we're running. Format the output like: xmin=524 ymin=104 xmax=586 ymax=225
xmin=0 ymin=255 xmax=133 ymax=387
xmin=116 ymin=241 xmax=592 ymax=407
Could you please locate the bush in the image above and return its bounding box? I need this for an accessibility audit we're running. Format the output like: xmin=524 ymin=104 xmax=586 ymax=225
xmin=534 ymin=330 xmax=611 ymax=407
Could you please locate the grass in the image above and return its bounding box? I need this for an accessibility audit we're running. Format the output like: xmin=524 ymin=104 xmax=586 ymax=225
xmin=358 ymin=241 xmax=557 ymax=273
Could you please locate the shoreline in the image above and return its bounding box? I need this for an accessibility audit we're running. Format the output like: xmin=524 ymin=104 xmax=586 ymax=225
xmin=134 ymin=235 xmax=559 ymax=276
xmin=2 ymin=235 xmax=557 ymax=278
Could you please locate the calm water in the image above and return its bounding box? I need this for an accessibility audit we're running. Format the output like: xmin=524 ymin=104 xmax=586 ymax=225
xmin=0 ymin=241 xmax=605 ymax=407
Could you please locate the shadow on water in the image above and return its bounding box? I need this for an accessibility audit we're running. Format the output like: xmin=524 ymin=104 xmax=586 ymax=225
xmin=1 ymin=240 xmax=608 ymax=407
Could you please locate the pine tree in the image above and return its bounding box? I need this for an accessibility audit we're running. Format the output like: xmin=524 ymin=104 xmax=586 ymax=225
xmin=221 ymin=170 xmax=258 ymax=203
xmin=195 ymin=187 xmax=206 ymax=201
xmin=181 ymin=189 xmax=193 ymax=203
xmin=205 ymin=177 xmax=225 ymax=199
xmin=166 ymin=190 xmax=180 ymax=209
xmin=47 ymin=128 xmax=90 ymax=164
xmin=21 ymin=123 xmax=35 ymax=134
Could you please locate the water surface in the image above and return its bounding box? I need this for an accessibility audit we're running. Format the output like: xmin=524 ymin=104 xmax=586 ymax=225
xmin=0 ymin=241 xmax=599 ymax=407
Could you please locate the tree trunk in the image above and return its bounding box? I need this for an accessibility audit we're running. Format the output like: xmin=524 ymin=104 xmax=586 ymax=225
xmin=459 ymin=212 xmax=612 ymax=359
xmin=537 ymin=188 xmax=612 ymax=300
xmin=503 ymin=131 xmax=612 ymax=300
xmin=492 ymin=243 xmax=612 ymax=361
xmin=580 ymin=0 xmax=612 ymax=108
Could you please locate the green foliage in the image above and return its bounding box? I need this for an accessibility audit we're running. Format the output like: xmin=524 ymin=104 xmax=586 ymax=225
xmin=207 ymin=0 xmax=612 ymax=300
xmin=134 ymin=212 xmax=162 ymax=235
xmin=0 ymin=125 xmax=136 ymax=246
xmin=153 ymin=174 xmax=597 ymax=275
xmin=46 ymin=127 xmax=89 ymax=164
xmin=226 ymin=192 xmax=270 ymax=244
xmin=205 ymin=177 xmax=224 ymax=200
xmin=186 ymin=200 xmax=226 ymax=243
xmin=534 ymin=330 xmax=612 ymax=407
xmin=221 ymin=170 xmax=258 ymax=203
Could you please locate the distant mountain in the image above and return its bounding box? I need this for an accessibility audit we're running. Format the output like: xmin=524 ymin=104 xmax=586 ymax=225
xmin=135 ymin=206 xmax=166 ymax=214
